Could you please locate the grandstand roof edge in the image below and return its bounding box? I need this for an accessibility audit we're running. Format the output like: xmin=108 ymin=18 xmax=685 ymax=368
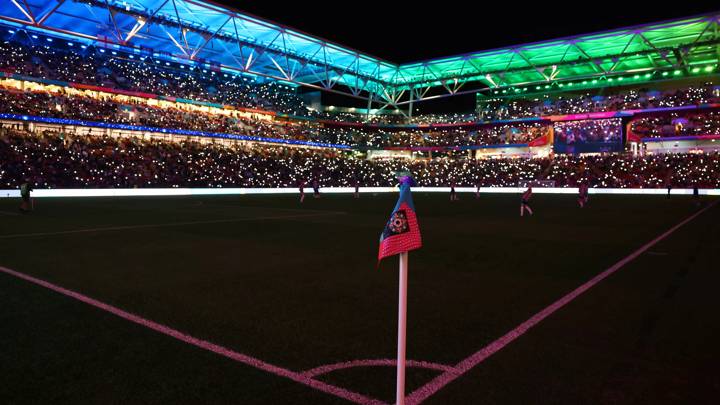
xmin=197 ymin=0 xmax=398 ymax=67
xmin=397 ymin=11 xmax=720 ymax=68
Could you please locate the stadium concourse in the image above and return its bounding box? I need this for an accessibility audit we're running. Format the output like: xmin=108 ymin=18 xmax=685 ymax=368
xmin=1 ymin=2 xmax=720 ymax=405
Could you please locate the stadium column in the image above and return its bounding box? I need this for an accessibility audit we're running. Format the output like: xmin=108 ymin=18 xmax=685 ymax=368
xmin=408 ymin=88 xmax=415 ymax=118
xmin=621 ymin=116 xmax=630 ymax=146
xmin=366 ymin=91 xmax=374 ymax=119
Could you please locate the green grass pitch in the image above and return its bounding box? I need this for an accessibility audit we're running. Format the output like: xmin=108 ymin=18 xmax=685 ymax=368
xmin=0 ymin=193 xmax=718 ymax=404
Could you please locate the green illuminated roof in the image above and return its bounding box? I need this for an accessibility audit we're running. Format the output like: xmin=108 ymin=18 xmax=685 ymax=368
xmin=391 ymin=13 xmax=720 ymax=93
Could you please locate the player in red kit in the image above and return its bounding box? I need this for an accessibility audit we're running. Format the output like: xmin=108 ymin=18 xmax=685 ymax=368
xmin=577 ymin=183 xmax=589 ymax=208
xmin=450 ymin=180 xmax=459 ymax=201
xmin=520 ymin=186 xmax=533 ymax=217
xmin=298 ymin=179 xmax=306 ymax=203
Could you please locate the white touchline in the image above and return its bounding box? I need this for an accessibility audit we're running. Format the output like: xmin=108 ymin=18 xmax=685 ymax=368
xmin=1 ymin=187 xmax=718 ymax=198
xmin=406 ymin=200 xmax=718 ymax=405
xmin=0 ymin=212 xmax=345 ymax=239
xmin=0 ymin=265 xmax=384 ymax=405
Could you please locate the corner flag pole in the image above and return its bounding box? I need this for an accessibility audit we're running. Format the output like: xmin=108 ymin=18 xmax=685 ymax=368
xmin=396 ymin=251 xmax=409 ymax=405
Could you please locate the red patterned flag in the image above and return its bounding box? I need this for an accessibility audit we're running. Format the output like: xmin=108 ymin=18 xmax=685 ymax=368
xmin=378 ymin=177 xmax=422 ymax=261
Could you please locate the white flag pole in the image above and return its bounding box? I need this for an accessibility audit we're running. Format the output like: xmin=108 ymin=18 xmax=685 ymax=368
xmin=396 ymin=251 xmax=409 ymax=405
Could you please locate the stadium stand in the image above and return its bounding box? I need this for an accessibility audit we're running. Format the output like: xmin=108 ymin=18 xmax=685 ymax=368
xmin=0 ymin=26 xmax=719 ymax=191
xmin=2 ymin=128 xmax=719 ymax=189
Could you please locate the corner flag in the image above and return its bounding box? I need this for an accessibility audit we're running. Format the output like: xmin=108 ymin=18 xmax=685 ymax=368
xmin=378 ymin=175 xmax=422 ymax=405
xmin=378 ymin=176 xmax=422 ymax=262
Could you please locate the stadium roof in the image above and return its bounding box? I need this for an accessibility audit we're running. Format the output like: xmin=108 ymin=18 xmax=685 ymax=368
xmin=0 ymin=1 xmax=719 ymax=108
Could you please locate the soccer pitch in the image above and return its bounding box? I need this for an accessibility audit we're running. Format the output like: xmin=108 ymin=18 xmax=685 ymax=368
xmin=1 ymin=193 xmax=718 ymax=404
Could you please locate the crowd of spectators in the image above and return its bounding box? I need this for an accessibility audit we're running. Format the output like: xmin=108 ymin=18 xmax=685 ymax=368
xmin=0 ymin=87 xmax=324 ymax=141
xmin=407 ymin=113 xmax=478 ymax=125
xmin=630 ymin=111 xmax=720 ymax=138
xmin=0 ymin=39 xmax=309 ymax=115
xmin=0 ymin=86 xmax=549 ymax=147
xmin=1 ymin=34 xmax=719 ymax=191
xmin=317 ymin=123 xmax=546 ymax=148
xmin=479 ymin=84 xmax=720 ymax=121
xmin=3 ymin=35 xmax=718 ymax=128
xmin=554 ymin=119 xmax=623 ymax=144
xmin=2 ymin=129 xmax=718 ymax=190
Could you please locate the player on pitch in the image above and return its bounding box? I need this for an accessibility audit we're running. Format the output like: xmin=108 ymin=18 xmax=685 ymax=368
xmin=520 ymin=185 xmax=533 ymax=217
xmin=449 ymin=180 xmax=459 ymax=201
xmin=353 ymin=176 xmax=360 ymax=199
xmin=298 ymin=179 xmax=306 ymax=203
xmin=312 ymin=178 xmax=320 ymax=199
xmin=577 ymin=182 xmax=589 ymax=208
xmin=19 ymin=181 xmax=33 ymax=213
